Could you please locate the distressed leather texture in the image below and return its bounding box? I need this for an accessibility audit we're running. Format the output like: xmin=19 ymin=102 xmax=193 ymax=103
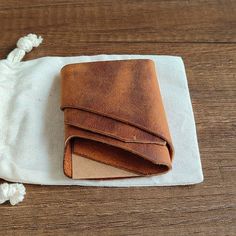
xmin=60 ymin=59 xmax=174 ymax=179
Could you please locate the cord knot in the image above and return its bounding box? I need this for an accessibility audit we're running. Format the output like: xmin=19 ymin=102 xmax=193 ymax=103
xmin=0 ymin=183 xmax=26 ymax=205
xmin=7 ymin=33 xmax=43 ymax=63
xmin=17 ymin=33 xmax=43 ymax=52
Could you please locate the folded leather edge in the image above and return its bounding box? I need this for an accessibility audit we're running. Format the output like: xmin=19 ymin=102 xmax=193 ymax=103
xmin=63 ymin=124 xmax=172 ymax=177
xmin=61 ymin=106 xmax=174 ymax=160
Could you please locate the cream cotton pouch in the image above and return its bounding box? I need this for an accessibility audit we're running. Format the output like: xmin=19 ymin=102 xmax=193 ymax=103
xmin=0 ymin=34 xmax=203 ymax=203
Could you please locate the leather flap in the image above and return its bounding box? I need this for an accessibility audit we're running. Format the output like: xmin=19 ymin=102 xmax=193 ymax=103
xmin=64 ymin=108 xmax=166 ymax=145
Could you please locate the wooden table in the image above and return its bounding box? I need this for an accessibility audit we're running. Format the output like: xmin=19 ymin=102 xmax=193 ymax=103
xmin=0 ymin=1 xmax=235 ymax=235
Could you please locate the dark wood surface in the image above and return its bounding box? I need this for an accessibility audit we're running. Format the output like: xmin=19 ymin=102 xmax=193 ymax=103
xmin=0 ymin=1 xmax=235 ymax=235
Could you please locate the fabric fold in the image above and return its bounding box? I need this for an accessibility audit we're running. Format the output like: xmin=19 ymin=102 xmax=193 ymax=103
xmin=60 ymin=59 xmax=174 ymax=179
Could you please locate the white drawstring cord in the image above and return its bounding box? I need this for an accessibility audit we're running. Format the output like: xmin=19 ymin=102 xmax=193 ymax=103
xmin=0 ymin=183 xmax=26 ymax=205
xmin=7 ymin=33 xmax=43 ymax=63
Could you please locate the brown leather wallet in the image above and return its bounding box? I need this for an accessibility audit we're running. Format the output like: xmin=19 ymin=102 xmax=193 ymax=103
xmin=60 ymin=59 xmax=174 ymax=179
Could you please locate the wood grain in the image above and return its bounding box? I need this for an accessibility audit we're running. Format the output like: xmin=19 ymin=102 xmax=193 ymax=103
xmin=0 ymin=0 xmax=236 ymax=48
xmin=0 ymin=1 xmax=235 ymax=235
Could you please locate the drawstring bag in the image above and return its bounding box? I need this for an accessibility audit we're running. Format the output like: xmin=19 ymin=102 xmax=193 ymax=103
xmin=0 ymin=34 xmax=203 ymax=198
